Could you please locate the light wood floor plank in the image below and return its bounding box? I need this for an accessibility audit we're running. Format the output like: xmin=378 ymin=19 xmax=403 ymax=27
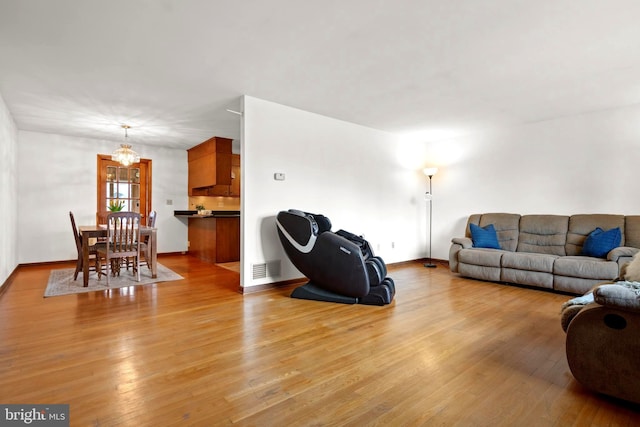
xmin=1 ymin=255 xmax=639 ymax=426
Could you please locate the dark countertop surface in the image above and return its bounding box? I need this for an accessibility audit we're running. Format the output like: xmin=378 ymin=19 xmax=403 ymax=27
xmin=174 ymin=210 xmax=240 ymax=218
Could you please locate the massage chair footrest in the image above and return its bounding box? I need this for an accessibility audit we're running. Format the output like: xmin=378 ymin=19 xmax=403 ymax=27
xmin=291 ymin=277 xmax=396 ymax=306
xmin=360 ymin=277 xmax=396 ymax=306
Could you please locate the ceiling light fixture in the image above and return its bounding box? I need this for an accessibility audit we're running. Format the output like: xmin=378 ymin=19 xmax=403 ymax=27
xmin=112 ymin=124 xmax=140 ymax=166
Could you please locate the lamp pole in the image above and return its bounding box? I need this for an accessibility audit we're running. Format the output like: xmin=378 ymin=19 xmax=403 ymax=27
xmin=423 ymin=168 xmax=438 ymax=268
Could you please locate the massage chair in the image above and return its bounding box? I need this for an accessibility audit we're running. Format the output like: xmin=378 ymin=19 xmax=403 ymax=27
xmin=276 ymin=209 xmax=395 ymax=305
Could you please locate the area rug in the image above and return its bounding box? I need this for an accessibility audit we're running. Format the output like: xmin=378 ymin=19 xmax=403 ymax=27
xmin=44 ymin=263 xmax=183 ymax=297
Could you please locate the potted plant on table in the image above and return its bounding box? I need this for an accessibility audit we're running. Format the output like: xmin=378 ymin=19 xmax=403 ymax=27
xmin=108 ymin=200 xmax=125 ymax=212
xmin=195 ymin=204 xmax=206 ymax=215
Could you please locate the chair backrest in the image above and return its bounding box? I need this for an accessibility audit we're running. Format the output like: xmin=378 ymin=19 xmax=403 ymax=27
xmin=69 ymin=211 xmax=82 ymax=255
xmin=106 ymin=211 xmax=141 ymax=257
xmin=147 ymin=210 xmax=157 ymax=228
xmin=96 ymin=211 xmax=108 ymax=226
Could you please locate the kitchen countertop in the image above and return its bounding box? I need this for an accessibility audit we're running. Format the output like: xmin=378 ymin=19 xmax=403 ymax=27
xmin=174 ymin=210 xmax=240 ymax=218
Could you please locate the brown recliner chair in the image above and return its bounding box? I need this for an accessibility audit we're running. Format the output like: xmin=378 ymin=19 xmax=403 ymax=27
xmin=561 ymin=283 xmax=640 ymax=404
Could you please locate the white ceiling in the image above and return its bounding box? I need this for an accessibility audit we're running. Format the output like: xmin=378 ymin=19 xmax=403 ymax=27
xmin=2 ymin=0 xmax=640 ymax=150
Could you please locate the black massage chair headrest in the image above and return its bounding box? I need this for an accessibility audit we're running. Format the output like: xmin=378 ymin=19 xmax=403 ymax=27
xmin=277 ymin=209 xmax=332 ymax=248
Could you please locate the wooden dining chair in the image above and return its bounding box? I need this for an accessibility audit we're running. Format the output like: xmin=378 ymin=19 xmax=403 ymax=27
xmin=125 ymin=210 xmax=155 ymax=271
xmin=97 ymin=211 xmax=142 ymax=285
xmin=140 ymin=210 xmax=156 ymax=270
xmin=96 ymin=211 xmax=108 ymax=227
xmin=70 ymin=211 xmax=102 ymax=280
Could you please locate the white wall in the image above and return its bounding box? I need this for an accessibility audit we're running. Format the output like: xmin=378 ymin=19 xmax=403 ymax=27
xmin=427 ymin=103 xmax=640 ymax=261
xmin=240 ymin=96 xmax=640 ymax=290
xmin=17 ymin=130 xmax=189 ymax=263
xmin=241 ymin=96 xmax=427 ymax=289
xmin=9 ymin=94 xmax=640 ymax=287
xmin=0 ymin=93 xmax=18 ymax=287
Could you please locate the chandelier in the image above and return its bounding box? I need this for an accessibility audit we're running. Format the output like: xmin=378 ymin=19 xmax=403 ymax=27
xmin=112 ymin=125 xmax=140 ymax=166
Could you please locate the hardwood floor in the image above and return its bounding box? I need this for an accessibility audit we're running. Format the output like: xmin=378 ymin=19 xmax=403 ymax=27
xmin=1 ymin=255 xmax=639 ymax=426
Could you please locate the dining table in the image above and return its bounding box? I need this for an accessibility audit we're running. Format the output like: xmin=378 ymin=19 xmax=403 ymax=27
xmin=78 ymin=225 xmax=158 ymax=287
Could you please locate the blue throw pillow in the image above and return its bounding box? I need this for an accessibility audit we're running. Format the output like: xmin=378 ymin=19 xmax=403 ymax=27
xmin=581 ymin=227 xmax=622 ymax=258
xmin=470 ymin=223 xmax=501 ymax=249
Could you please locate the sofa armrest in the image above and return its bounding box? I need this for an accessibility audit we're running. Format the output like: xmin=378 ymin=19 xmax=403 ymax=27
xmin=593 ymin=283 xmax=640 ymax=313
xmin=449 ymin=237 xmax=472 ymax=273
xmin=451 ymin=237 xmax=472 ymax=248
xmin=607 ymin=246 xmax=639 ymax=262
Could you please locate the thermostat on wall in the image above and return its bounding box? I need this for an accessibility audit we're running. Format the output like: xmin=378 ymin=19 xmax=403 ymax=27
xmin=274 ymin=173 xmax=285 ymax=181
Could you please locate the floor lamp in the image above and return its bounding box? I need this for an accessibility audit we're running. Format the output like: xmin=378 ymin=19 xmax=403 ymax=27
xmin=423 ymin=167 xmax=438 ymax=268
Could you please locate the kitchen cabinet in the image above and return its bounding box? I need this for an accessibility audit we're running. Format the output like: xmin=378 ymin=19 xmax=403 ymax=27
xmin=230 ymin=154 xmax=240 ymax=197
xmin=214 ymin=216 xmax=240 ymax=262
xmin=188 ymin=137 xmax=232 ymax=196
xmin=187 ymin=216 xmax=240 ymax=263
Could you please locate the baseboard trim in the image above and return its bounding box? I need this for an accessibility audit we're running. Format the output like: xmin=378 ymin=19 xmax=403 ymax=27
xmin=239 ymin=277 xmax=306 ymax=294
xmin=0 ymin=265 xmax=20 ymax=298
xmin=158 ymin=252 xmax=190 ymax=257
xmin=238 ymin=258 xmax=449 ymax=294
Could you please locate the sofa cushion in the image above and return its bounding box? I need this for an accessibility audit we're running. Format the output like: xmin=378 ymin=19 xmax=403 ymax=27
xmin=517 ymin=215 xmax=568 ymax=256
xmin=470 ymin=223 xmax=500 ymax=249
xmin=566 ymin=214 xmax=625 ymax=256
xmin=581 ymin=227 xmax=622 ymax=258
xmin=458 ymin=247 xmax=504 ymax=281
xmin=501 ymin=268 xmax=554 ymax=289
xmin=458 ymin=263 xmax=501 ymax=282
xmin=501 ymin=251 xmax=558 ymax=273
xmin=553 ymin=256 xmax=619 ymax=280
xmin=468 ymin=213 xmax=521 ymax=252
xmin=625 ymin=216 xmax=640 ymax=248
xmin=501 ymin=251 xmax=557 ymax=289
xmin=458 ymin=248 xmax=504 ymax=268
xmin=554 ymin=275 xmax=609 ymax=295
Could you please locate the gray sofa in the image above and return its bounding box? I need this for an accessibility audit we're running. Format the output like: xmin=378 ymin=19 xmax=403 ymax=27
xmin=449 ymin=213 xmax=640 ymax=295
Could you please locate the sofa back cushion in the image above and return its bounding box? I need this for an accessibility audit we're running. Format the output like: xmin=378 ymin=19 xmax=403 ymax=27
xmin=467 ymin=213 xmax=520 ymax=252
xmin=566 ymin=214 xmax=625 ymax=256
xmin=517 ymin=215 xmax=569 ymax=256
xmin=624 ymin=216 xmax=640 ymax=249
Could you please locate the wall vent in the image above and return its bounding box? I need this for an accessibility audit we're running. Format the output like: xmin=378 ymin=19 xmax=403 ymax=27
xmin=252 ymin=263 xmax=267 ymax=279
xmin=251 ymin=260 xmax=281 ymax=280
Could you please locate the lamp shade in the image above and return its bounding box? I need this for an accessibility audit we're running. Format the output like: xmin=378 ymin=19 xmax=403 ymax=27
xmin=423 ymin=167 xmax=438 ymax=177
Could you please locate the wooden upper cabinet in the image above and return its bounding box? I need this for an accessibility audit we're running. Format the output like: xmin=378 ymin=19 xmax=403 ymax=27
xmin=230 ymin=154 xmax=240 ymax=197
xmin=188 ymin=137 xmax=232 ymax=195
